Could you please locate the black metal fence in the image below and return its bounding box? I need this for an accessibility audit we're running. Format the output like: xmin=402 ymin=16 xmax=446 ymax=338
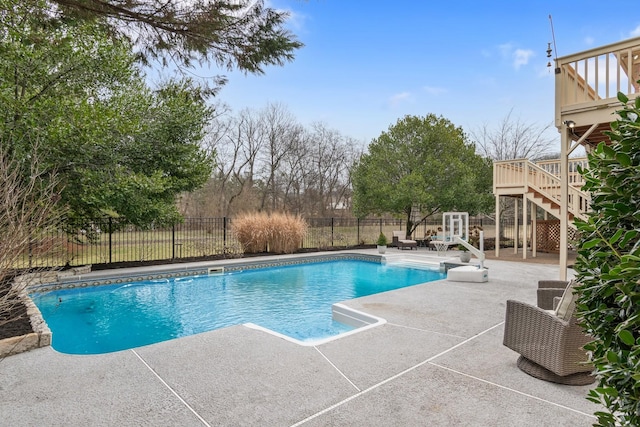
xmin=19 ymin=216 xmax=529 ymax=269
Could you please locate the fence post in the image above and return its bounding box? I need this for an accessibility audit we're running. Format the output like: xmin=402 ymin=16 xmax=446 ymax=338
xmin=172 ymin=223 xmax=175 ymax=259
xmin=28 ymin=222 xmax=32 ymax=268
xmin=379 ymin=218 xmax=382 ymax=233
xmin=108 ymin=217 xmax=113 ymax=264
xmin=223 ymin=217 xmax=227 ymax=247
xmin=331 ymin=218 xmax=334 ymax=246
xmin=357 ymin=218 xmax=360 ymax=246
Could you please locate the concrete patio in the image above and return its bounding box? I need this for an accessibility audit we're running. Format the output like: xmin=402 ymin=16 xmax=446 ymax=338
xmin=0 ymin=249 xmax=600 ymax=426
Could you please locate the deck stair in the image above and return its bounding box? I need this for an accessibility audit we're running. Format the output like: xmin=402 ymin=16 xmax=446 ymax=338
xmin=493 ymin=158 xmax=590 ymax=230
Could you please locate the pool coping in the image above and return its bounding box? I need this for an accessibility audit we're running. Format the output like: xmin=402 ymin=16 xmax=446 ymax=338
xmin=245 ymin=303 xmax=388 ymax=347
xmin=28 ymin=253 xmax=387 ymax=294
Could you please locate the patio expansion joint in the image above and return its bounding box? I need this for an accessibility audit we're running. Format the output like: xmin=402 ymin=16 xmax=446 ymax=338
xmin=290 ymin=321 xmax=505 ymax=427
xmin=131 ymin=349 xmax=212 ymax=427
xmin=427 ymin=362 xmax=597 ymax=420
xmin=313 ymin=346 xmax=361 ymax=392
xmin=386 ymin=322 xmax=467 ymax=340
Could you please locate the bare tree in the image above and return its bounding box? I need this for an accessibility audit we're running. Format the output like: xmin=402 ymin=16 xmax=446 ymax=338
xmin=471 ymin=109 xmax=557 ymax=161
xmin=280 ymin=128 xmax=311 ymax=215
xmin=305 ymin=123 xmax=359 ymax=216
xmin=0 ymin=142 xmax=63 ymax=329
xmin=183 ymin=103 xmax=361 ymax=217
xmin=181 ymin=106 xmax=266 ymax=216
xmin=257 ymin=103 xmax=300 ymax=212
xmin=226 ymin=108 xmax=265 ymax=214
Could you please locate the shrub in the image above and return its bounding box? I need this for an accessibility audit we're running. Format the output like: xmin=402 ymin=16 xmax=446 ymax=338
xmin=574 ymin=93 xmax=640 ymax=426
xmin=376 ymin=232 xmax=387 ymax=246
xmin=232 ymin=212 xmax=308 ymax=254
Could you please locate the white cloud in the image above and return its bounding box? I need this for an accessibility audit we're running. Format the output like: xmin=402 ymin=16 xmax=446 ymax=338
xmin=630 ymin=25 xmax=640 ymax=37
xmin=584 ymin=36 xmax=595 ymax=46
xmin=388 ymin=92 xmax=411 ymax=107
xmin=513 ymin=49 xmax=534 ymax=69
xmin=498 ymin=43 xmax=534 ymax=69
xmin=423 ymin=86 xmax=447 ymax=95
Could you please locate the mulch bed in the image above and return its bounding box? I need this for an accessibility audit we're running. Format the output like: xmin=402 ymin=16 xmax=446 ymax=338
xmin=0 ymin=279 xmax=33 ymax=340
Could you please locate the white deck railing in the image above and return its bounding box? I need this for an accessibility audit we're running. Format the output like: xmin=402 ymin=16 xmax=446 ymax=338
xmin=493 ymin=158 xmax=590 ymax=221
xmin=534 ymin=158 xmax=588 ymax=187
xmin=555 ymin=37 xmax=640 ymax=117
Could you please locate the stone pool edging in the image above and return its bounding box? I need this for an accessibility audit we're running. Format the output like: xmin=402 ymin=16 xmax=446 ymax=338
xmin=1 ymin=273 xmax=54 ymax=358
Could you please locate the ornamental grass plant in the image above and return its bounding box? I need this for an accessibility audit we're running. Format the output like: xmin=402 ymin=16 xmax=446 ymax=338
xmin=232 ymin=212 xmax=308 ymax=254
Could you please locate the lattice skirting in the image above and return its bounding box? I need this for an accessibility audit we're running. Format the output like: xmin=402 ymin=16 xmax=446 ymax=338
xmin=535 ymin=220 xmax=579 ymax=254
xmin=536 ymin=220 xmax=560 ymax=253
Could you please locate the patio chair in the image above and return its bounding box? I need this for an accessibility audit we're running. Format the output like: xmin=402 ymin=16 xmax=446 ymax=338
xmin=421 ymin=235 xmax=433 ymax=249
xmin=392 ymin=231 xmax=417 ymax=250
xmin=503 ymin=280 xmax=595 ymax=385
xmin=537 ymin=280 xmax=570 ymax=310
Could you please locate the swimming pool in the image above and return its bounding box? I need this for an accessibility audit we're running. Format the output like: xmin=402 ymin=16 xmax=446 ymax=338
xmin=31 ymin=258 xmax=444 ymax=354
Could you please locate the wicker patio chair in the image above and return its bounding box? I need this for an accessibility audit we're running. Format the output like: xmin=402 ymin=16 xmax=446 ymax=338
xmin=503 ymin=281 xmax=595 ymax=385
xmin=537 ymin=280 xmax=570 ymax=310
xmin=392 ymin=231 xmax=417 ymax=250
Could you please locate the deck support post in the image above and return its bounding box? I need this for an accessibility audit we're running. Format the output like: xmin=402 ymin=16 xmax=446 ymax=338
xmin=514 ymin=198 xmax=518 ymax=255
xmin=522 ymin=195 xmax=528 ymax=259
xmin=495 ymin=195 xmax=500 ymax=257
xmin=531 ymin=201 xmax=537 ymax=258
xmin=559 ymin=125 xmax=570 ymax=281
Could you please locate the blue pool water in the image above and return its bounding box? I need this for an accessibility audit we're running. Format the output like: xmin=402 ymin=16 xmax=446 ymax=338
xmin=32 ymin=260 xmax=444 ymax=354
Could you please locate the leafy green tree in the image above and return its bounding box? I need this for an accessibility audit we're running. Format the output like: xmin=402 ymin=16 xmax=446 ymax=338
xmin=352 ymin=114 xmax=493 ymax=235
xmin=49 ymin=0 xmax=302 ymax=74
xmin=574 ymin=94 xmax=640 ymax=426
xmin=0 ymin=2 xmax=212 ymax=227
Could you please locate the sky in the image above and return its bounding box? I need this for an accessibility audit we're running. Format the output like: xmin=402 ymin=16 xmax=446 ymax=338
xmin=184 ymin=1 xmax=640 ymax=151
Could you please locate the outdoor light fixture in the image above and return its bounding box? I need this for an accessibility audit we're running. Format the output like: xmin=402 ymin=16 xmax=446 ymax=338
xmin=563 ymin=120 xmax=576 ymax=128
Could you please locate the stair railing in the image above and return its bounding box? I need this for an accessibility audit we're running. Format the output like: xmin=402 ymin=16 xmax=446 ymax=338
xmin=494 ymin=159 xmax=591 ymax=223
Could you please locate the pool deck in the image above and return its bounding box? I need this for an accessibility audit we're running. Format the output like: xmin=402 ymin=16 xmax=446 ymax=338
xmin=0 ymin=249 xmax=600 ymax=426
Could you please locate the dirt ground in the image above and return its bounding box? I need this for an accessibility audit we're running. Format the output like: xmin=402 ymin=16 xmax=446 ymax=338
xmin=484 ymin=248 xmax=577 ymax=266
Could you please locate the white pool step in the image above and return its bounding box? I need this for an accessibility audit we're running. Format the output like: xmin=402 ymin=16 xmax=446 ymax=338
xmin=383 ymin=258 xmax=442 ymax=271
